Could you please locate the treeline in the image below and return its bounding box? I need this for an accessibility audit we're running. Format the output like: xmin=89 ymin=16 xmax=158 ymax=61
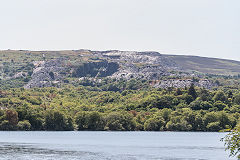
xmin=0 ymin=84 xmax=240 ymax=131
xmin=0 ymin=108 xmax=238 ymax=131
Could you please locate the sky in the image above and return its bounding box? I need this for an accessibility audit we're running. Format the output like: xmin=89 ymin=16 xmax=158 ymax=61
xmin=0 ymin=0 xmax=239 ymax=61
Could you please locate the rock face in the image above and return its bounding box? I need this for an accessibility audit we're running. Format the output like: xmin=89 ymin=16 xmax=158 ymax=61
xmin=92 ymin=50 xmax=180 ymax=80
xmin=72 ymin=60 xmax=119 ymax=78
xmin=23 ymin=50 xmax=217 ymax=89
xmin=24 ymin=58 xmax=66 ymax=89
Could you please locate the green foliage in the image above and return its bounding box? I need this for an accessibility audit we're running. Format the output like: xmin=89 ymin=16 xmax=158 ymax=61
xmin=0 ymin=50 xmax=240 ymax=133
xmin=166 ymin=116 xmax=192 ymax=131
xmin=17 ymin=120 xmax=31 ymax=131
xmin=0 ymin=84 xmax=239 ymax=131
xmin=144 ymin=116 xmax=165 ymax=131
xmin=0 ymin=120 xmax=17 ymax=131
xmin=175 ymin=88 xmax=182 ymax=95
xmin=213 ymin=91 xmax=227 ymax=102
xmin=44 ymin=110 xmax=74 ymax=131
xmin=213 ymin=101 xmax=227 ymax=111
xmin=139 ymin=94 xmax=175 ymax=110
xmin=206 ymin=122 xmax=221 ymax=131
xmin=188 ymin=84 xmax=197 ymax=99
xmin=104 ymin=112 xmax=136 ymax=131
xmin=75 ymin=111 xmax=104 ymax=131
xmin=233 ymin=93 xmax=240 ymax=105
xmin=223 ymin=126 xmax=240 ymax=158
xmin=199 ymin=89 xmax=211 ymax=101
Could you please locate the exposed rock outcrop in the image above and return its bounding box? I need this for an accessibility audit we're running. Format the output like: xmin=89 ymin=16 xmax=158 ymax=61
xmin=23 ymin=50 xmax=217 ymax=89
xmin=92 ymin=50 xmax=180 ymax=80
xmin=24 ymin=58 xmax=66 ymax=89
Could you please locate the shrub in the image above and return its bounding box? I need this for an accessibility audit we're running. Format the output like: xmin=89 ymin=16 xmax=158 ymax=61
xmin=17 ymin=120 xmax=31 ymax=131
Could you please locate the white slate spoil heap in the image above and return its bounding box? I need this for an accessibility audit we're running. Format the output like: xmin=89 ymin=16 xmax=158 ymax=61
xmin=24 ymin=58 xmax=66 ymax=89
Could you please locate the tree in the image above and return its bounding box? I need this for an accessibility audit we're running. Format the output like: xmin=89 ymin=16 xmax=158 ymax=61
xmin=17 ymin=120 xmax=31 ymax=131
xmin=199 ymin=89 xmax=211 ymax=101
xmin=0 ymin=110 xmax=4 ymax=122
xmin=213 ymin=101 xmax=227 ymax=111
xmin=206 ymin=122 xmax=221 ymax=131
xmin=160 ymin=108 xmax=172 ymax=122
xmin=6 ymin=109 xmax=18 ymax=126
xmin=44 ymin=110 xmax=74 ymax=131
xmin=104 ymin=112 xmax=136 ymax=131
xmin=189 ymin=100 xmax=202 ymax=110
xmin=192 ymin=113 xmax=204 ymax=131
xmin=233 ymin=93 xmax=240 ymax=105
xmin=188 ymin=84 xmax=197 ymax=99
xmin=0 ymin=120 xmax=16 ymax=130
xmin=222 ymin=126 xmax=240 ymax=158
xmin=175 ymin=88 xmax=182 ymax=95
xmin=75 ymin=111 xmax=104 ymax=131
xmin=49 ymin=72 xmax=55 ymax=80
xmin=213 ymin=91 xmax=226 ymax=102
xmin=201 ymin=101 xmax=213 ymax=110
xmin=166 ymin=116 xmax=192 ymax=131
xmin=144 ymin=116 xmax=165 ymax=131
xmin=203 ymin=112 xmax=219 ymax=131
xmin=227 ymin=90 xmax=233 ymax=99
xmin=217 ymin=111 xmax=235 ymax=129
xmin=27 ymin=109 xmax=44 ymax=130
xmin=16 ymin=104 xmax=30 ymax=121
xmin=145 ymin=95 xmax=175 ymax=109
xmin=182 ymin=94 xmax=194 ymax=104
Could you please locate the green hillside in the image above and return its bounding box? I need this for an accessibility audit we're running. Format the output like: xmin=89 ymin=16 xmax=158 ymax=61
xmin=167 ymin=55 xmax=240 ymax=75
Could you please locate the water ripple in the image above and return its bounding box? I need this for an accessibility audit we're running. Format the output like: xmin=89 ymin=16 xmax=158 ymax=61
xmin=0 ymin=143 xmax=218 ymax=160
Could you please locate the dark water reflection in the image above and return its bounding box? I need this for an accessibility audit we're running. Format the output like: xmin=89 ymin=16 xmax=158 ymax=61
xmin=0 ymin=143 xmax=104 ymax=160
xmin=0 ymin=132 xmax=234 ymax=160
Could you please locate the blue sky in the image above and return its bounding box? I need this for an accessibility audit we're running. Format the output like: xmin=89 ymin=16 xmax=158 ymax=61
xmin=0 ymin=0 xmax=239 ymax=61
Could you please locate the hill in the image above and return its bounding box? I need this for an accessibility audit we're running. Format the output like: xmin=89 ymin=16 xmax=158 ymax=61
xmin=166 ymin=55 xmax=240 ymax=75
xmin=0 ymin=49 xmax=239 ymax=89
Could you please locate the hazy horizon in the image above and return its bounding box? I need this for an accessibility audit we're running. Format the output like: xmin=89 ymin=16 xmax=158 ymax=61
xmin=1 ymin=0 xmax=239 ymax=61
xmin=1 ymin=48 xmax=240 ymax=62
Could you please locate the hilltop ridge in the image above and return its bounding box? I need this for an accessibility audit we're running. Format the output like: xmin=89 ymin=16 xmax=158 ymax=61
xmin=0 ymin=49 xmax=239 ymax=89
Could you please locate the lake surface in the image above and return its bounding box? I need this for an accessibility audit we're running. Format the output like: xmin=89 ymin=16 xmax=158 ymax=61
xmin=0 ymin=131 xmax=234 ymax=160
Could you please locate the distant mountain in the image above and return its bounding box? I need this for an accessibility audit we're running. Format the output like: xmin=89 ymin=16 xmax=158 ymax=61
xmin=0 ymin=50 xmax=239 ymax=89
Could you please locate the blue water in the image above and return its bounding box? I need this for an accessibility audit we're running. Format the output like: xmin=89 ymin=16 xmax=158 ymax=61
xmin=0 ymin=131 xmax=234 ymax=160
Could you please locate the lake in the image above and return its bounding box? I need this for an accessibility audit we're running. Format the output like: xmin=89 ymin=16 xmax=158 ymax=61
xmin=0 ymin=131 xmax=234 ymax=160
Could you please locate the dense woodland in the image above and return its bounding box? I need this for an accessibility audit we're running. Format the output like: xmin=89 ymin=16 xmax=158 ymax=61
xmin=1 ymin=78 xmax=240 ymax=131
xmin=1 ymin=51 xmax=240 ymax=132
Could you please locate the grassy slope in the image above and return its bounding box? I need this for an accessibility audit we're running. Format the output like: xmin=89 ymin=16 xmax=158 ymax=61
xmin=166 ymin=55 xmax=240 ymax=75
